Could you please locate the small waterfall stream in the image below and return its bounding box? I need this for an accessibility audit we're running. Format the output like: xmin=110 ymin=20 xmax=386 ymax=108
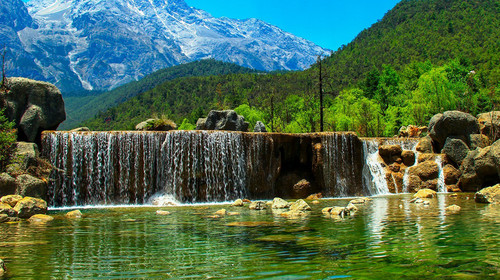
xmin=362 ymin=140 xmax=389 ymax=195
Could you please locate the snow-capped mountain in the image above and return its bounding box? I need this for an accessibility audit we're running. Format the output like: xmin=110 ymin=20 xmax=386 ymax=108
xmin=2 ymin=0 xmax=327 ymax=92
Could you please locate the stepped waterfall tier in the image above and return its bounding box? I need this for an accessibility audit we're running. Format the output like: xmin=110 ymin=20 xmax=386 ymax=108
xmin=42 ymin=131 xmax=372 ymax=207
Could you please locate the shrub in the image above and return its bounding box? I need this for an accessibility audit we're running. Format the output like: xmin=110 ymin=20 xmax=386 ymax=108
xmin=0 ymin=108 xmax=16 ymax=171
xmin=144 ymin=117 xmax=177 ymax=131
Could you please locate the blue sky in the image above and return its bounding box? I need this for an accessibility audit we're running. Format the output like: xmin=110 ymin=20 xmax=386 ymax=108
xmin=23 ymin=0 xmax=401 ymax=50
xmin=185 ymin=0 xmax=401 ymax=50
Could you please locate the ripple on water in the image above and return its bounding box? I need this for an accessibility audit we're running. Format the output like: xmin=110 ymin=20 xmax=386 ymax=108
xmin=0 ymin=195 xmax=499 ymax=279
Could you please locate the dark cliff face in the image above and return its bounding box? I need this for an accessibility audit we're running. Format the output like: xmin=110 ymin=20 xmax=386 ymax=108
xmin=41 ymin=131 xmax=366 ymax=206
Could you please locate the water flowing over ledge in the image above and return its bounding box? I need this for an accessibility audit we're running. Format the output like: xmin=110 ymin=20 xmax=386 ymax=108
xmin=42 ymin=131 xmax=394 ymax=207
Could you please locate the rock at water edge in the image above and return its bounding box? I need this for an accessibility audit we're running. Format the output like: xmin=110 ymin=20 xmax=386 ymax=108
xmin=475 ymin=184 xmax=500 ymax=204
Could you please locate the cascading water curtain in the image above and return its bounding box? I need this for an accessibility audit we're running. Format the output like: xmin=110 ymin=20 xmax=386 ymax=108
xmin=159 ymin=131 xmax=249 ymax=202
xmin=321 ymin=133 xmax=362 ymax=197
xmin=42 ymin=132 xmax=166 ymax=207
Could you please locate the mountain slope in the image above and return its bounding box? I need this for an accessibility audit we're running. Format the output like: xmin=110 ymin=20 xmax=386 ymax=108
xmin=82 ymin=0 xmax=500 ymax=134
xmin=318 ymin=0 xmax=500 ymax=90
xmin=2 ymin=0 xmax=326 ymax=93
xmin=61 ymin=59 xmax=261 ymax=129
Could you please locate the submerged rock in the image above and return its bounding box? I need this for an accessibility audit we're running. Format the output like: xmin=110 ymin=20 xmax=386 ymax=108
xmin=280 ymin=210 xmax=309 ymax=219
xmin=306 ymin=193 xmax=323 ymax=200
xmin=475 ymin=184 xmax=500 ymax=204
xmin=349 ymin=197 xmax=371 ymax=204
xmin=271 ymin=197 xmax=290 ymax=209
xmin=232 ymin=199 xmax=244 ymax=207
xmin=214 ymin=209 xmax=227 ymax=216
xmin=225 ymin=221 xmax=276 ymax=227
xmin=28 ymin=214 xmax=54 ymax=223
xmin=414 ymin=189 xmax=437 ymax=199
xmin=289 ymin=199 xmax=311 ymax=212
xmin=66 ymin=210 xmax=83 ymax=218
xmin=249 ymin=201 xmax=267 ymax=210
xmin=156 ymin=210 xmax=171 ymax=216
xmin=255 ymin=235 xmax=297 ymax=242
xmin=445 ymin=205 xmax=461 ymax=213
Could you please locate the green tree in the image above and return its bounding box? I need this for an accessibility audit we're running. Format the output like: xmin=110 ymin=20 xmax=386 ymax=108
xmin=0 ymin=109 xmax=16 ymax=171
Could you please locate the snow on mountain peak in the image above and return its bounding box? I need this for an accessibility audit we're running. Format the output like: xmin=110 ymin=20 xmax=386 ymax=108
xmin=7 ymin=0 xmax=328 ymax=92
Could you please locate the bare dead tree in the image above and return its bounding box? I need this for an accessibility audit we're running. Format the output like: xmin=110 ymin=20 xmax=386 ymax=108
xmin=1 ymin=47 xmax=9 ymax=92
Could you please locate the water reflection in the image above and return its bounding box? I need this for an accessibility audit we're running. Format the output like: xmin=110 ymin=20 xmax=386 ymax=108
xmin=1 ymin=196 xmax=499 ymax=279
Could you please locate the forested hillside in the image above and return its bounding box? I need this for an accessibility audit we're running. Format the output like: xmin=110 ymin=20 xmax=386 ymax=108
xmin=82 ymin=0 xmax=500 ymax=136
xmin=62 ymin=60 xmax=260 ymax=129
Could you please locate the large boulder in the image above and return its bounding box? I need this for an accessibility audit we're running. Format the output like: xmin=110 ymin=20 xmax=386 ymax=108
xmin=378 ymin=145 xmax=402 ymax=163
xmin=0 ymin=202 xmax=17 ymax=217
xmin=15 ymin=174 xmax=48 ymax=200
xmin=401 ymin=150 xmax=416 ymax=166
xmin=14 ymin=142 xmax=39 ymax=169
xmin=409 ymin=160 xmax=439 ymax=181
xmin=477 ymin=111 xmax=500 ymax=141
xmin=416 ymin=136 xmax=434 ymax=153
xmin=443 ymin=164 xmax=461 ymax=185
xmin=441 ymin=137 xmax=469 ymax=166
xmin=459 ymin=140 xmax=500 ymax=191
xmin=470 ymin=134 xmax=491 ymax=150
xmin=0 ymin=194 xmax=23 ymax=207
xmin=0 ymin=173 xmax=17 ymax=197
xmin=428 ymin=111 xmax=479 ymax=149
xmin=0 ymin=78 xmax=66 ymax=143
xmin=292 ymin=179 xmax=313 ymax=198
xmin=196 ymin=110 xmax=249 ymax=131
xmin=13 ymin=196 xmax=47 ymax=218
xmin=475 ymin=184 xmax=500 ymax=204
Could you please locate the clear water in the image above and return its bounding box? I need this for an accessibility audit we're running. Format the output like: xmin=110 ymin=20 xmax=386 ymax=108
xmin=1 ymin=194 xmax=499 ymax=279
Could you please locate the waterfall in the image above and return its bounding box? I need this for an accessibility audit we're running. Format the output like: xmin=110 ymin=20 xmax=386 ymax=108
xmin=42 ymin=131 xmax=275 ymax=206
xmin=321 ymin=133 xmax=363 ymax=197
xmin=435 ymin=155 xmax=447 ymax=193
xmin=159 ymin=131 xmax=249 ymax=202
xmin=362 ymin=140 xmax=390 ymax=195
xmin=43 ymin=132 xmax=166 ymax=206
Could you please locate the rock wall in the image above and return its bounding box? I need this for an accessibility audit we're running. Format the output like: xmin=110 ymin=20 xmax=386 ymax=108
xmin=41 ymin=131 xmax=365 ymax=206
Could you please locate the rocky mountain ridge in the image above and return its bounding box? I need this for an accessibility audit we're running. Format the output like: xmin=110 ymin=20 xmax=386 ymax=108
xmin=1 ymin=0 xmax=327 ymax=93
